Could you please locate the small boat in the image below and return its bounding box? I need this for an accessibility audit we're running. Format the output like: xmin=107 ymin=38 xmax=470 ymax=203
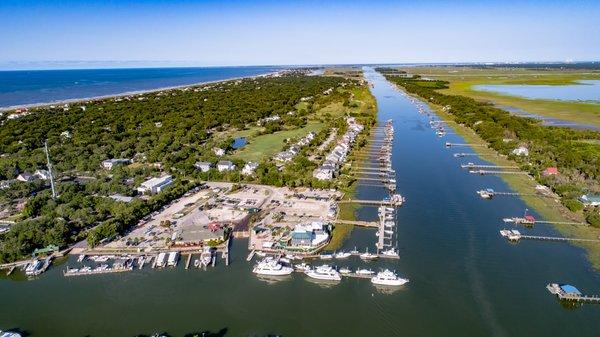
xmin=77 ymin=255 xmax=86 ymax=263
xmin=349 ymin=247 xmax=360 ymax=255
xmin=371 ymin=269 xmax=409 ymax=286
xmin=0 ymin=330 xmax=22 ymax=337
xmin=294 ymin=263 xmax=311 ymax=272
xmin=339 ymin=267 xmax=352 ymax=274
xmin=305 ymin=264 xmax=341 ymax=281
xmin=193 ymin=259 xmax=200 ymax=268
xmin=319 ymin=253 xmax=333 ymax=260
xmin=384 ymin=230 xmax=394 ymax=235
xmin=334 ymin=251 xmax=351 ymax=259
xmin=502 ymin=218 xmax=515 ymax=223
xmin=381 ymin=247 xmax=399 ymax=258
xmin=360 ymin=249 xmax=378 ymax=261
xmin=356 ymin=268 xmax=375 ymax=276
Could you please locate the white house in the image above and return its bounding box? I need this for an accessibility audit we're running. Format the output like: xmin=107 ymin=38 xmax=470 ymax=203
xmin=512 ymin=146 xmax=529 ymax=156
xmin=137 ymin=175 xmax=173 ymax=194
xmin=242 ymin=162 xmax=259 ymax=175
xmin=217 ymin=161 xmax=236 ymax=172
xmin=194 ymin=161 xmax=212 ymax=172
xmin=101 ymin=158 xmax=131 ymax=170
xmin=34 ymin=169 xmax=51 ymax=180
xmin=213 ymin=147 xmax=226 ymax=157
xmin=313 ymin=167 xmax=333 ymax=181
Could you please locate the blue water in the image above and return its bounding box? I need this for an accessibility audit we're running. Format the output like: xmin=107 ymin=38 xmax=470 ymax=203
xmin=474 ymin=80 xmax=600 ymax=102
xmin=232 ymin=137 xmax=248 ymax=149
xmin=0 ymin=66 xmax=280 ymax=108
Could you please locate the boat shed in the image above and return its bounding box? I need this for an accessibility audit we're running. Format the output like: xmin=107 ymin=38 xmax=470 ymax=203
xmin=560 ymin=284 xmax=582 ymax=296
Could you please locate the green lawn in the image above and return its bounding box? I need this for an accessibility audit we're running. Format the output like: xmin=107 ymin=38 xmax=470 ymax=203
xmin=230 ymin=122 xmax=324 ymax=162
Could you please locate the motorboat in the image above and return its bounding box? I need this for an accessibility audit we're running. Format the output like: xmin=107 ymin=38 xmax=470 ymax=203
xmin=77 ymin=255 xmax=86 ymax=263
xmin=360 ymin=249 xmax=378 ymax=261
xmin=334 ymin=251 xmax=351 ymax=259
xmin=319 ymin=253 xmax=333 ymax=260
xmin=381 ymin=247 xmax=399 ymax=258
xmin=339 ymin=267 xmax=352 ymax=274
xmin=0 ymin=330 xmax=22 ymax=337
xmin=371 ymin=269 xmax=409 ymax=286
xmin=294 ymin=263 xmax=311 ymax=272
xmin=305 ymin=264 xmax=341 ymax=281
xmin=356 ymin=268 xmax=375 ymax=276
xmin=253 ymin=258 xmax=294 ymax=276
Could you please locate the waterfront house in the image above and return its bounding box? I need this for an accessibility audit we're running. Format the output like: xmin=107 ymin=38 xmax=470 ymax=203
xmin=217 ymin=161 xmax=236 ymax=172
xmin=579 ymin=194 xmax=600 ymax=207
xmin=313 ymin=167 xmax=334 ymax=181
xmin=136 ymin=175 xmax=173 ymax=195
xmin=194 ymin=161 xmax=212 ymax=172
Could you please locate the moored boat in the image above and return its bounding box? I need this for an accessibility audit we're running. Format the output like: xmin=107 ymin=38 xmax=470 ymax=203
xmin=371 ymin=269 xmax=409 ymax=286
xmin=305 ymin=264 xmax=341 ymax=281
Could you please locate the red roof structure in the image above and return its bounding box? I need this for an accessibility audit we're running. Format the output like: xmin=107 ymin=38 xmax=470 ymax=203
xmin=543 ymin=167 xmax=559 ymax=176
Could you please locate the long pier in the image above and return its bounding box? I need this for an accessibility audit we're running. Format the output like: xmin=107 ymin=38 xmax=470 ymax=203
xmin=470 ymin=170 xmax=529 ymax=175
xmin=461 ymin=163 xmax=518 ymax=169
xmin=338 ymin=199 xmax=397 ymax=206
xmin=520 ymin=235 xmax=600 ymax=243
xmin=547 ymin=283 xmax=600 ymax=304
xmin=335 ymin=220 xmax=378 ymax=228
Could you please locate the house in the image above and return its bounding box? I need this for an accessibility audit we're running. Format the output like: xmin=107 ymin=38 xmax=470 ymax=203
xmin=16 ymin=173 xmax=35 ymax=182
xmin=579 ymin=194 xmax=600 ymax=207
xmin=217 ymin=161 xmax=236 ymax=172
xmin=542 ymin=167 xmax=559 ymax=176
xmin=101 ymin=158 xmax=131 ymax=170
xmin=511 ymin=146 xmax=529 ymax=156
xmin=289 ymin=222 xmax=330 ymax=247
xmin=194 ymin=161 xmax=212 ymax=172
xmin=34 ymin=169 xmax=51 ymax=180
xmin=242 ymin=162 xmax=259 ymax=175
xmin=0 ymin=180 xmax=12 ymax=190
xmin=60 ymin=130 xmax=72 ymax=139
xmin=213 ymin=147 xmax=226 ymax=157
xmin=136 ymin=175 xmax=173 ymax=194
xmin=313 ymin=167 xmax=333 ymax=181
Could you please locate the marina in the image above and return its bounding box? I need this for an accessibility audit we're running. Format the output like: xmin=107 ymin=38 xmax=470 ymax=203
xmin=1 ymin=67 xmax=599 ymax=337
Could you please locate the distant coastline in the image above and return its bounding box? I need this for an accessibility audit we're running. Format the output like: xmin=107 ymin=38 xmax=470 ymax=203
xmin=0 ymin=66 xmax=283 ymax=111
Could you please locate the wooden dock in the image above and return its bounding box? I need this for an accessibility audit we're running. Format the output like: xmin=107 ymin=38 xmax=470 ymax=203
xmin=520 ymin=235 xmax=600 ymax=243
xmin=338 ymin=199 xmax=396 ymax=206
xmin=462 ymin=164 xmax=518 ymax=169
xmin=335 ymin=220 xmax=378 ymax=228
xmin=470 ymin=170 xmax=529 ymax=175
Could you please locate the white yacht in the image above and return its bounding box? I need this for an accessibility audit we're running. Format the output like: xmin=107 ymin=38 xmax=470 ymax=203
xmin=381 ymin=247 xmax=399 ymax=258
xmin=253 ymin=258 xmax=293 ymax=276
xmin=371 ymin=269 xmax=409 ymax=286
xmin=0 ymin=331 xmax=22 ymax=337
xmin=25 ymin=260 xmax=43 ymax=276
xmin=339 ymin=267 xmax=352 ymax=274
xmin=360 ymin=249 xmax=378 ymax=261
xmin=356 ymin=268 xmax=375 ymax=276
xmin=305 ymin=264 xmax=341 ymax=281
xmin=334 ymin=251 xmax=351 ymax=259
xmin=319 ymin=253 xmax=333 ymax=260
xmin=294 ymin=262 xmax=311 ymax=272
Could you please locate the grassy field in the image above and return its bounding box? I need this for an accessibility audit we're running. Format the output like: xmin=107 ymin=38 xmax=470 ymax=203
xmin=402 ymin=66 xmax=600 ymax=127
xmin=230 ymin=122 xmax=324 ymax=162
xmin=417 ymin=96 xmax=600 ymax=269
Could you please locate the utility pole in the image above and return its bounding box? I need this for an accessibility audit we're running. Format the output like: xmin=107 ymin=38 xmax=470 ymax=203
xmin=44 ymin=140 xmax=57 ymax=199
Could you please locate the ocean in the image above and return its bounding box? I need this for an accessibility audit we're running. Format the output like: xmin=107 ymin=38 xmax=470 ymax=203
xmin=0 ymin=66 xmax=280 ymax=108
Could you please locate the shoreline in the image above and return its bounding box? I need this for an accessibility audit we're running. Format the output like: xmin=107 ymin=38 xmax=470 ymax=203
xmin=393 ymin=85 xmax=600 ymax=270
xmin=0 ymin=70 xmax=283 ymax=112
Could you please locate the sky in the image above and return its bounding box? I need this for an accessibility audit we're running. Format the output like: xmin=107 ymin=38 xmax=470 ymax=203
xmin=0 ymin=0 xmax=599 ymax=69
